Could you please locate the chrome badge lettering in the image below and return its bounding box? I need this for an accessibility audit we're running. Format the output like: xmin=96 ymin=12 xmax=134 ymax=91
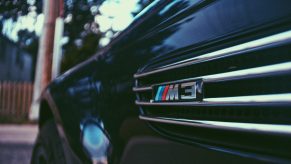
xmin=154 ymin=81 xmax=201 ymax=102
xmin=166 ymin=84 xmax=179 ymax=101
xmin=180 ymin=82 xmax=196 ymax=100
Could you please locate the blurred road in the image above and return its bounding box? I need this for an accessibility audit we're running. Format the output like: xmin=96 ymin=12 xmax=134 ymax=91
xmin=0 ymin=125 xmax=38 ymax=164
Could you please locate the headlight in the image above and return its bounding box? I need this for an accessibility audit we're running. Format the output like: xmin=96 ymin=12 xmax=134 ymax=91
xmin=81 ymin=119 xmax=110 ymax=164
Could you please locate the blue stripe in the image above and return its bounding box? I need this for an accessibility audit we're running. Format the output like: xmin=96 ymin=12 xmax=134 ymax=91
xmin=159 ymin=86 xmax=165 ymax=101
xmin=155 ymin=86 xmax=162 ymax=101
xmin=155 ymin=86 xmax=165 ymax=101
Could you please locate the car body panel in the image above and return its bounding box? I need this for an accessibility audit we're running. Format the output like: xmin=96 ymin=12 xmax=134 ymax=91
xmin=39 ymin=0 xmax=291 ymax=163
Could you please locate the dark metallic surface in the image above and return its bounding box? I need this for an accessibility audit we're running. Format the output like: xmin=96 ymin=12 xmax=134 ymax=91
xmin=38 ymin=0 xmax=291 ymax=163
xmin=134 ymin=29 xmax=291 ymax=78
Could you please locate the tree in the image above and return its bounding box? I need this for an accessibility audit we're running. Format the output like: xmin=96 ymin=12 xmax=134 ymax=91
xmin=60 ymin=0 xmax=153 ymax=72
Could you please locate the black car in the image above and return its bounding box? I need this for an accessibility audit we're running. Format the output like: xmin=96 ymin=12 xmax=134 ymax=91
xmin=31 ymin=0 xmax=291 ymax=163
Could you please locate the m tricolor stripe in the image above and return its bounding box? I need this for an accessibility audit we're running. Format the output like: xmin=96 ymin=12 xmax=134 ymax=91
xmin=162 ymin=85 xmax=169 ymax=100
xmin=155 ymin=85 xmax=171 ymax=101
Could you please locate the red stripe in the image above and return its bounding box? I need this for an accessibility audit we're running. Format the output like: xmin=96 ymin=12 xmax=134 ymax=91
xmin=162 ymin=85 xmax=169 ymax=101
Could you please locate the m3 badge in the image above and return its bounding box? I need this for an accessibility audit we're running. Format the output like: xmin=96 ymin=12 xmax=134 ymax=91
xmin=153 ymin=80 xmax=203 ymax=102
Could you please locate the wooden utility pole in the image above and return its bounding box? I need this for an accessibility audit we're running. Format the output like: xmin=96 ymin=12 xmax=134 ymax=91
xmin=29 ymin=0 xmax=63 ymax=120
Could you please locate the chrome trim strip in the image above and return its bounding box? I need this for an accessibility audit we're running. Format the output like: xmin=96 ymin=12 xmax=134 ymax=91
xmin=204 ymin=93 xmax=291 ymax=103
xmin=132 ymin=86 xmax=152 ymax=92
xmin=134 ymin=30 xmax=291 ymax=78
xmin=135 ymin=93 xmax=291 ymax=106
xmin=203 ymin=62 xmax=291 ymax=82
xmin=139 ymin=115 xmax=291 ymax=134
xmin=137 ymin=61 xmax=291 ymax=88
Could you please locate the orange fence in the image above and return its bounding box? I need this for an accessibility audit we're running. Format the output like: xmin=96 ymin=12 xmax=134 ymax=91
xmin=0 ymin=82 xmax=33 ymax=120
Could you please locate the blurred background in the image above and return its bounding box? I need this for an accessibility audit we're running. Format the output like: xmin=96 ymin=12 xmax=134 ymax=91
xmin=0 ymin=0 xmax=153 ymax=163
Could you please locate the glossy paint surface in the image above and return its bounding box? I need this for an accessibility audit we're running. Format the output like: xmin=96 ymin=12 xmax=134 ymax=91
xmin=42 ymin=0 xmax=291 ymax=163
